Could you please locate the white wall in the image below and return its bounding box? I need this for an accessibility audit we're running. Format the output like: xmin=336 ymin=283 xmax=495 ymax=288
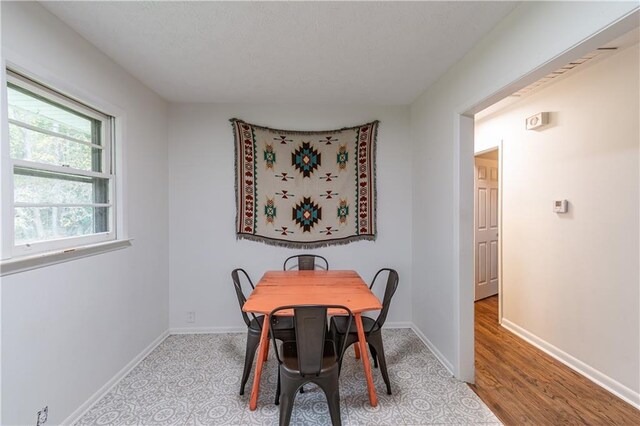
xmin=1 ymin=3 xmax=169 ymax=425
xmin=168 ymin=104 xmax=412 ymax=330
xmin=409 ymin=0 xmax=638 ymax=381
xmin=2 ymin=1 xmax=638 ymax=423
xmin=475 ymin=44 xmax=639 ymax=396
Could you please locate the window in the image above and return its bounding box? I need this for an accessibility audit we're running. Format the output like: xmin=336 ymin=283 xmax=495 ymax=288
xmin=2 ymin=70 xmax=116 ymax=258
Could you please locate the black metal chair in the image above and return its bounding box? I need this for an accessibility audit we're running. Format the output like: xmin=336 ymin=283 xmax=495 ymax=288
xmin=283 ymin=254 xmax=329 ymax=271
xmin=270 ymin=305 xmax=352 ymax=426
xmin=329 ymin=268 xmax=399 ymax=395
xmin=231 ymin=268 xmax=296 ymax=395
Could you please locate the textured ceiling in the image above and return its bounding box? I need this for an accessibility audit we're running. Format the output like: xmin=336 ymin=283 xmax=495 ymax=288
xmin=42 ymin=1 xmax=519 ymax=105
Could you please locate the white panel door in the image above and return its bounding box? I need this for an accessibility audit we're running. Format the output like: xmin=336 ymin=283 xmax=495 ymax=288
xmin=474 ymin=157 xmax=499 ymax=301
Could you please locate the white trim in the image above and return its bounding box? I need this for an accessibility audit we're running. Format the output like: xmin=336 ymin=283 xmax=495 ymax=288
xmin=169 ymin=326 xmax=247 ymax=334
xmin=61 ymin=330 xmax=169 ymax=426
xmin=501 ymin=318 xmax=640 ymax=410
xmin=169 ymin=321 xmax=414 ymax=336
xmin=410 ymin=324 xmax=455 ymax=376
xmin=497 ymin=141 xmax=504 ymax=324
xmin=0 ymin=238 xmax=132 ymax=276
xmin=15 ymin=202 xmax=111 ymax=208
xmin=7 ymin=69 xmax=110 ymax=121
xmin=1 ymin=57 xmax=14 ymax=260
xmin=0 ymin=57 xmax=5 ymax=425
xmin=8 ymin=118 xmax=103 ymax=149
xmin=113 ymin=115 xmax=127 ymax=240
xmin=383 ymin=321 xmax=413 ymax=329
xmin=12 ymin=232 xmax=115 ymax=259
xmin=453 ymin=114 xmax=475 ymax=383
xmin=12 ymin=158 xmax=113 ymax=180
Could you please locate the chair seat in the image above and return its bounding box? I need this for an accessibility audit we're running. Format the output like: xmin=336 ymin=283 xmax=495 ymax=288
xmin=249 ymin=315 xmax=294 ymax=331
xmin=281 ymin=340 xmax=338 ymax=374
xmin=330 ymin=315 xmax=379 ymax=334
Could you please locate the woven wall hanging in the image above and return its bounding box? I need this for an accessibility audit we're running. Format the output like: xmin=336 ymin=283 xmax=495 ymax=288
xmin=231 ymin=118 xmax=378 ymax=248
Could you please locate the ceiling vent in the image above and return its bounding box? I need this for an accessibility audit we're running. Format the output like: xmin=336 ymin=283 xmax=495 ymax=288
xmin=511 ymin=47 xmax=618 ymax=97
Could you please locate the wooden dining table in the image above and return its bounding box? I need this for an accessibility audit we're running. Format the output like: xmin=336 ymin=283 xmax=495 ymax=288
xmin=242 ymin=269 xmax=383 ymax=411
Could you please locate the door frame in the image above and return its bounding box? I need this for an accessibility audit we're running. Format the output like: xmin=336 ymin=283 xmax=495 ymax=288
xmin=452 ymin=11 xmax=639 ymax=384
xmin=473 ymin=146 xmax=502 ymax=315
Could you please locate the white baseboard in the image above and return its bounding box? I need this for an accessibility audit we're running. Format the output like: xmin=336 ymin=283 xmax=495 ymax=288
xmin=169 ymin=326 xmax=246 ymax=334
xmin=501 ymin=318 xmax=640 ymax=410
xmin=61 ymin=330 xmax=169 ymax=426
xmin=410 ymin=324 xmax=455 ymax=376
xmin=169 ymin=321 xmax=413 ymax=335
xmin=383 ymin=321 xmax=413 ymax=329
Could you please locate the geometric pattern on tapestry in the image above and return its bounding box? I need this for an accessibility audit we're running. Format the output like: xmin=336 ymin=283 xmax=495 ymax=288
xmin=231 ymin=119 xmax=378 ymax=248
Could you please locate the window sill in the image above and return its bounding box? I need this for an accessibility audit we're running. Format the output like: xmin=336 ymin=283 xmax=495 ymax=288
xmin=0 ymin=239 xmax=132 ymax=277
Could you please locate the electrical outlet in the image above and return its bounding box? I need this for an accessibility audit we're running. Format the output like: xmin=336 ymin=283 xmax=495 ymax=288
xmin=186 ymin=311 xmax=196 ymax=323
xmin=36 ymin=406 xmax=48 ymax=426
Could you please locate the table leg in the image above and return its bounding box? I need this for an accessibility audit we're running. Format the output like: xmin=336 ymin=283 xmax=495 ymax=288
xmin=354 ymin=345 xmax=361 ymax=359
xmin=354 ymin=313 xmax=378 ymax=407
xmin=250 ymin=314 xmax=270 ymax=411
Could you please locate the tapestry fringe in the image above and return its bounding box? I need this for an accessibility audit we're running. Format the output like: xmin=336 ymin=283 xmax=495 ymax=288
xmin=230 ymin=118 xmax=380 ymax=136
xmin=231 ymin=119 xmax=240 ymax=235
xmin=236 ymin=233 xmax=376 ymax=249
xmin=371 ymin=119 xmax=378 ymax=236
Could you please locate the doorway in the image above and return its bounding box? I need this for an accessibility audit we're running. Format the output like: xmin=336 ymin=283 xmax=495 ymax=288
xmin=473 ymin=149 xmax=500 ymax=302
xmin=464 ymin=23 xmax=640 ymax=420
xmin=453 ymin=11 xmax=639 ymax=386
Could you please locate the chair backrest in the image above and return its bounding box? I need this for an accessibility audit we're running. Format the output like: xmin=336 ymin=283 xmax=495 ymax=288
xmin=283 ymin=254 xmax=329 ymax=271
xmin=370 ymin=268 xmax=399 ymax=329
xmin=269 ymin=305 xmax=352 ymax=376
xmin=294 ymin=306 xmax=327 ymax=375
xmin=231 ymin=268 xmax=255 ymax=327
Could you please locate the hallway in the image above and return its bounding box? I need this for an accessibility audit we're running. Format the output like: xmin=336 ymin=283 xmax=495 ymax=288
xmin=471 ymin=296 xmax=640 ymax=425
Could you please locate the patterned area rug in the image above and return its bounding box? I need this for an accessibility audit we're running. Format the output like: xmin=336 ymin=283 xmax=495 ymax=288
xmin=75 ymin=329 xmax=501 ymax=425
xmin=232 ymin=119 xmax=378 ymax=248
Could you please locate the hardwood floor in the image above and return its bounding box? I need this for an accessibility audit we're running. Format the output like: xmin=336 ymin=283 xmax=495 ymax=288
xmin=470 ymin=295 xmax=640 ymax=425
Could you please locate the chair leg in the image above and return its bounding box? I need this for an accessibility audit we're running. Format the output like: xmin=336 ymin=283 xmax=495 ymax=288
xmin=334 ymin=335 xmax=348 ymax=374
xmin=368 ymin=333 xmax=391 ymax=395
xmin=240 ymin=332 xmax=260 ymax=395
xmin=331 ymin=333 xmax=343 ymax=356
xmin=279 ymin=377 xmax=299 ymax=426
xmin=369 ymin=343 xmax=378 ymax=368
xmin=275 ymin=365 xmax=281 ymax=405
xmin=337 ymin=336 xmax=357 ymax=374
xmin=316 ymin=373 xmax=342 ymax=426
xmin=326 ymin=387 xmax=341 ymax=426
xmin=337 ymin=343 xmax=350 ymax=374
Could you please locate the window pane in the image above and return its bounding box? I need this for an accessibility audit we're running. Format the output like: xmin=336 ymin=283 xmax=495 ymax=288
xmin=7 ymin=84 xmax=96 ymax=143
xmin=14 ymin=169 xmax=109 ymax=205
xmin=9 ymin=122 xmax=101 ymax=171
xmin=6 ymin=72 xmax=115 ymax=253
xmin=14 ymin=206 xmax=109 ymax=245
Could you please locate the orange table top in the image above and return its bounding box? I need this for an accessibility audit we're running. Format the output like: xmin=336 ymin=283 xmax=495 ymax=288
xmin=242 ymin=270 xmax=382 ymax=315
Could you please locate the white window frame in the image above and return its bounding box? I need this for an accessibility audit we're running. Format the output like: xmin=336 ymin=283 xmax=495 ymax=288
xmin=1 ymin=69 xmax=117 ymax=260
